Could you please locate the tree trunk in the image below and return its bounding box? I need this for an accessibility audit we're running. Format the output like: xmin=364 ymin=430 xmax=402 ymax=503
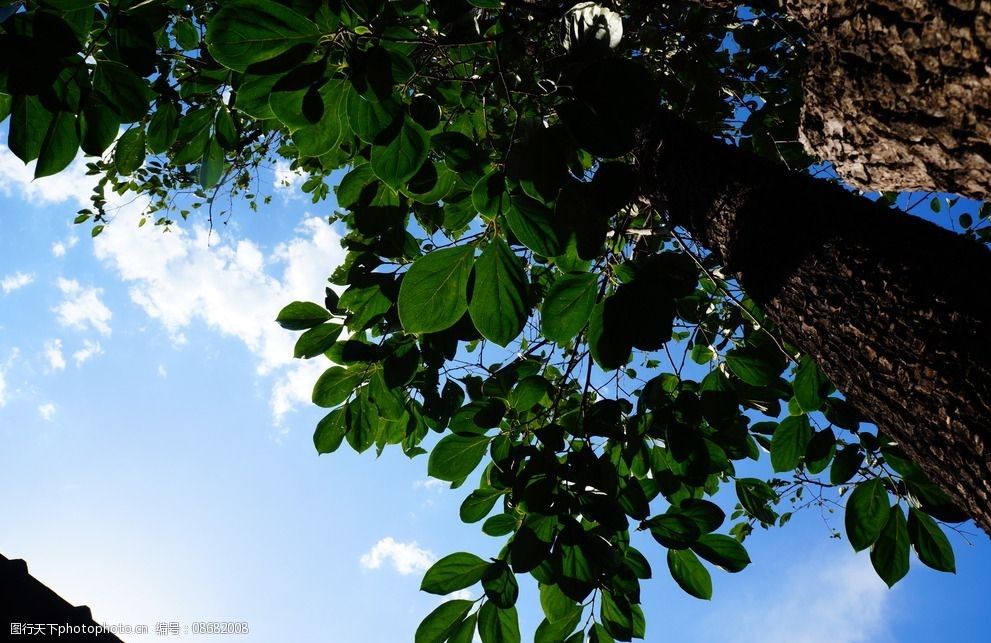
xmin=693 ymin=0 xmax=991 ymax=199
xmin=791 ymin=0 xmax=991 ymax=199
xmin=636 ymin=109 xmax=991 ymax=535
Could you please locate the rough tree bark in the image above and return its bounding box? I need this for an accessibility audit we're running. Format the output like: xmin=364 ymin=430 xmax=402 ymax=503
xmin=636 ymin=110 xmax=991 ymax=535
xmin=696 ymin=0 xmax=991 ymax=199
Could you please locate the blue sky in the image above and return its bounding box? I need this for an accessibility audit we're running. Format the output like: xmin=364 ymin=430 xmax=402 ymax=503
xmin=1 ymin=144 xmax=989 ymax=643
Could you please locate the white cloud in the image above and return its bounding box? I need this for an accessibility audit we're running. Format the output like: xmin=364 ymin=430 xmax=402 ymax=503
xmin=43 ymin=339 xmax=66 ymax=372
xmin=72 ymin=339 xmax=103 ymax=366
xmin=53 ymin=278 xmax=112 ymax=336
xmin=0 ymin=348 xmax=19 ymax=407
xmin=273 ymin=159 xmax=306 ymax=198
xmin=0 ymin=147 xmax=93 ymax=207
xmin=38 ymin=403 xmax=56 ymax=421
xmin=359 ymin=537 xmax=436 ymax=576
xmin=413 ymin=479 xmax=448 ymax=492
xmin=93 ymin=215 xmax=345 ymax=423
xmin=2 ymin=271 xmax=34 ymax=294
xmin=716 ymin=551 xmax=891 ymax=643
xmin=52 ymin=235 xmax=79 ymax=258
xmin=157 ymin=364 xmax=168 ymax=378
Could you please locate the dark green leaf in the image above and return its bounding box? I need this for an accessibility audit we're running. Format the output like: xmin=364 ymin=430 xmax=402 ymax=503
xmin=312 ymin=367 xmax=364 ymax=408
xmin=646 ymin=514 xmax=700 ymax=550
xmin=477 ymin=602 xmax=520 ymax=643
xmin=206 ymin=0 xmax=320 ymax=72
xmin=313 ymin=409 xmax=347 ymax=454
xmin=735 ymin=478 xmax=777 ymax=524
xmin=794 ymin=355 xmax=830 ymax=412
xmin=198 ymin=137 xmax=224 ymax=188
xmin=448 ymin=613 xmax=478 ymax=643
xmin=35 ymin=111 xmax=78 ymax=178
xmin=93 ymin=61 xmax=152 ymax=123
xmin=146 ymin=103 xmax=179 ymax=154
xmin=505 ymin=196 xmax=565 ymax=257
xmin=482 ymin=514 xmax=517 ymax=537
xmin=845 ymin=478 xmax=890 ymax=551
xmin=428 ymin=434 xmax=491 ymax=482
xmin=482 ymin=561 xmax=519 ymax=608
xmin=538 ymin=583 xmax=576 ymax=624
xmin=472 ymin=169 xmax=510 ymax=217
xmin=421 ymin=552 xmax=489 ymax=595
xmin=469 ymin=238 xmax=528 ymax=346
xmin=870 ymin=506 xmax=910 ymax=587
xmin=600 ymin=590 xmax=633 ymax=641
xmin=830 ymin=445 xmax=864 ymax=485
xmin=398 ymin=245 xmax=475 ymax=334
xmin=725 ymin=348 xmax=781 ymax=387
xmin=294 ymin=323 xmax=343 ymax=359
xmin=541 ymin=273 xmax=598 ymax=344
xmin=907 ymin=508 xmax=955 ymax=573
xmin=690 ymin=534 xmax=751 ymax=573
xmin=770 ymin=415 xmax=812 ymax=472
xmin=372 ymin=118 xmax=430 ymax=189
xmin=415 ymin=600 xmax=473 ymax=643
xmin=276 ymin=301 xmax=331 ymax=330
xmin=804 ymin=428 xmax=836 ymax=475
xmin=667 ymin=549 xmax=712 ymax=600
xmin=114 ymin=127 xmax=146 ymax=176
xmin=460 ymin=489 xmax=502 ymax=523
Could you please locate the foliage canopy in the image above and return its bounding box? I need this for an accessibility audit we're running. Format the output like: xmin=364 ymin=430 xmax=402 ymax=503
xmin=0 ymin=0 xmax=971 ymax=640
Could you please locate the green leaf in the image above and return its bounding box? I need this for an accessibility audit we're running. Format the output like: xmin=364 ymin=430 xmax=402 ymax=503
xmin=448 ymin=613 xmax=478 ymax=643
xmin=206 ymin=0 xmax=320 ymax=72
xmin=690 ymin=534 xmax=751 ymax=573
xmin=9 ymin=96 xmax=53 ymax=163
xmin=735 ymin=478 xmax=777 ymax=524
xmin=907 ymin=508 xmax=955 ymax=573
xmin=372 ymin=118 xmax=430 ymax=189
xmin=794 ymin=355 xmax=830 ymax=412
xmin=646 ymin=514 xmax=701 ymax=550
xmin=146 ymin=103 xmax=179 ymax=154
xmin=468 ymin=238 xmax=528 ymax=346
xmin=294 ymin=323 xmax=343 ymax=359
xmin=472 ymin=169 xmax=511 ymax=217
xmin=460 ymin=489 xmax=502 ymax=523
xmin=428 ymin=434 xmax=491 ymax=482
xmin=93 ymin=61 xmax=152 ymax=123
xmin=600 ymin=590 xmax=633 ymax=641
xmin=415 ymin=600 xmax=474 ymax=643
xmin=276 ymin=301 xmax=331 ymax=330
xmin=198 ymin=137 xmax=225 ymax=188
xmin=667 ymin=549 xmax=712 ymax=600
xmin=477 ymin=602 xmax=520 ymax=643
xmin=675 ymin=499 xmax=725 ymax=534
xmin=482 ymin=514 xmax=517 ymax=537
xmin=313 ymin=408 xmax=347 ymax=454
xmin=114 ymin=127 xmax=146 ymax=176
xmin=804 ymin=428 xmax=836 ymax=475
xmin=538 ymin=583 xmax=576 ymax=624
xmin=725 ymin=348 xmax=781 ymax=386
xmin=482 ymin=561 xmax=519 ymax=608
xmin=588 ymin=623 xmax=615 ymax=643
xmin=79 ymin=97 xmax=121 ymax=157
xmin=505 ymin=196 xmax=566 ymax=257
xmin=541 ymin=273 xmax=598 ymax=344
xmin=421 ymin=552 xmax=489 ymax=595
xmin=845 ymin=478 xmax=890 ymax=551
xmin=830 ymin=445 xmax=864 ymax=485
xmin=312 ymin=367 xmax=365 ymax=408
xmin=35 ymin=111 xmax=79 ymax=178
xmin=294 ymin=79 xmax=348 ymax=157
xmin=870 ymin=506 xmax=910 ymax=587
xmin=770 ymin=415 xmax=812 ymax=472
xmin=398 ymin=245 xmax=475 ymax=334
